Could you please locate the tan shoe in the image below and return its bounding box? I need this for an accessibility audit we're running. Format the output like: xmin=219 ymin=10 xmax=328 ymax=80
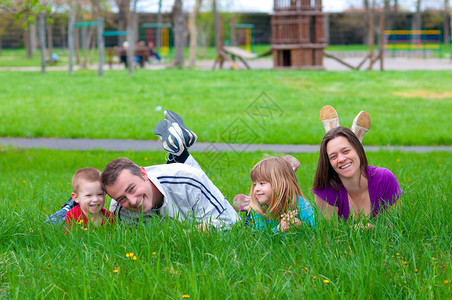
xmin=320 ymin=105 xmax=340 ymax=133
xmin=351 ymin=111 xmax=371 ymax=143
xmin=233 ymin=194 xmax=251 ymax=212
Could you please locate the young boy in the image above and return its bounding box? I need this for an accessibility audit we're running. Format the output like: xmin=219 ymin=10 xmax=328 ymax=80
xmin=65 ymin=167 xmax=115 ymax=230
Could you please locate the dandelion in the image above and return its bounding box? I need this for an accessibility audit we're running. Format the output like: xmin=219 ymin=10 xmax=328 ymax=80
xmin=113 ymin=269 xmax=119 ymax=273
xmin=22 ymin=180 xmax=26 ymax=183
xmin=130 ymin=252 xmax=134 ymax=257
xmin=152 ymin=252 xmax=156 ymax=255
xmin=396 ymin=253 xmax=400 ymax=256
xmin=84 ymin=228 xmax=88 ymax=231
xmin=304 ymin=267 xmax=308 ymax=271
xmin=403 ymin=261 xmax=407 ymax=265
xmin=132 ymin=256 xmax=137 ymax=261
xmin=182 ymin=295 xmax=190 ymax=298
xmin=432 ymin=257 xmax=436 ymax=261
xmin=445 ymin=280 xmax=449 ymax=285
xmin=47 ymin=263 xmax=51 ymax=267
xmin=323 ymin=279 xmax=329 ymax=283
xmin=126 ymin=253 xmax=130 ymax=258
xmin=415 ymin=269 xmax=418 ymax=273
xmin=313 ymin=276 xmax=317 ymax=280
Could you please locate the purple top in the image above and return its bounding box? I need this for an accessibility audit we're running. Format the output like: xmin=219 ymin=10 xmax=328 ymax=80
xmin=313 ymin=166 xmax=402 ymax=221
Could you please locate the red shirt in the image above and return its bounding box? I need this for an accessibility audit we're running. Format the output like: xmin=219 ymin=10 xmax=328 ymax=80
xmin=64 ymin=205 xmax=115 ymax=233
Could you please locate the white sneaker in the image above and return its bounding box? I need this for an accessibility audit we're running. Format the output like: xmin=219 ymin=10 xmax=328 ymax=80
xmin=320 ymin=105 xmax=339 ymax=133
xmin=351 ymin=111 xmax=371 ymax=143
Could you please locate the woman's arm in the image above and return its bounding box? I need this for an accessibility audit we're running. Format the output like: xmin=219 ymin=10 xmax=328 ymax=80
xmin=315 ymin=194 xmax=338 ymax=221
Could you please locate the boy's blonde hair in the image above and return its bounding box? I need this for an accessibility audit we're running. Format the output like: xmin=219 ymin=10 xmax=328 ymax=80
xmin=249 ymin=157 xmax=305 ymax=221
xmin=72 ymin=167 xmax=102 ymax=193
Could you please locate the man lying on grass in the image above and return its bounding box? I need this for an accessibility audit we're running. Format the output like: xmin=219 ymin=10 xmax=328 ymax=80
xmin=102 ymin=110 xmax=238 ymax=229
xmin=48 ymin=111 xmax=238 ymax=229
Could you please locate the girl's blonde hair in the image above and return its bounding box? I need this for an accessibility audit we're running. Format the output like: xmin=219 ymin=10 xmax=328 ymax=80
xmin=249 ymin=157 xmax=305 ymax=221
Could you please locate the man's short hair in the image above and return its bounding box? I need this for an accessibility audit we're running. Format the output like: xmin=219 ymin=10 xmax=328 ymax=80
xmin=101 ymin=157 xmax=142 ymax=190
xmin=72 ymin=167 xmax=102 ymax=193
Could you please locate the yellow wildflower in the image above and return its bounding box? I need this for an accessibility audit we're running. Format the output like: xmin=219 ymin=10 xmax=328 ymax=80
xmin=323 ymin=279 xmax=329 ymax=283
xmin=113 ymin=269 xmax=119 ymax=273
xmin=126 ymin=253 xmax=130 ymax=258
xmin=445 ymin=280 xmax=449 ymax=285
xmin=182 ymin=295 xmax=190 ymax=298
xmin=132 ymin=256 xmax=137 ymax=261
xmin=152 ymin=252 xmax=156 ymax=255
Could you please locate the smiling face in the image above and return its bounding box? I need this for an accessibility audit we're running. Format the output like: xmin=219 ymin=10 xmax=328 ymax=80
xmin=104 ymin=168 xmax=159 ymax=213
xmin=252 ymin=180 xmax=273 ymax=206
xmin=72 ymin=180 xmax=105 ymax=218
xmin=326 ymin=136 xmax=361 ymax=179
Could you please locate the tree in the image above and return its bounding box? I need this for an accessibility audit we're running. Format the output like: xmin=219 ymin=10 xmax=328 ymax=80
xmin=413 ymin=0 xmax=422 ymax=30
xmin=1 ymin=0 xmax=51 ymax=58
xmin=188 ymin=0 xmax=202 ymax=67
xmin=172 ymin=0 xmax=185 ymax=67
xmin=444 ymin=0 xmax=450 ymax=44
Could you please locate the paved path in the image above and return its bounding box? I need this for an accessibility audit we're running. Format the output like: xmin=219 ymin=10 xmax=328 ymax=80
xmin=1 ymin=137 xmax=450 ymax=153
xmin=1 ymin=56 xmax=452 ymax=72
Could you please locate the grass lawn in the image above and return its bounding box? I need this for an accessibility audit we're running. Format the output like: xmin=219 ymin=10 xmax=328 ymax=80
xmin=0 ymin=69 xmax=451 ymax=146
xmin=0 ymin=148 xmax=450 ymax=298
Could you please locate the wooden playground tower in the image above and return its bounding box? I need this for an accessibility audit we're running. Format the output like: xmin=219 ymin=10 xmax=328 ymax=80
xmin=271 ymin=0 xmax=327 ymax=69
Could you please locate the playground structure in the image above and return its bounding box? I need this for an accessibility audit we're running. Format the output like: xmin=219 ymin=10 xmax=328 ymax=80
xmin=140 ymin=23 xmax=172 ymax=55
xmin=234 ymin=24 xmax=255 ymax=52
xmin=271 ymin=0 xmax=327 ymax=69
xmin=384 ymin=30 xmax=442 ymax=58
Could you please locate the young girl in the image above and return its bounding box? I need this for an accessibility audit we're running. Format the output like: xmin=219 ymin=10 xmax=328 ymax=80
xmin=245 ymin=157 xmax=315 ymax=233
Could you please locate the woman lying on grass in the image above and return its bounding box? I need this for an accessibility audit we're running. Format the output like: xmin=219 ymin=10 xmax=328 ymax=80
xmin=313 ymin=123 xmax=402 ymax=222
xmin=244 ymin=156 xmax=316 ymax=233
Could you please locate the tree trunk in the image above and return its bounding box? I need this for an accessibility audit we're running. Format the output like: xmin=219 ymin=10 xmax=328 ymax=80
xmin=413 ymin=0 xmax=422 ymax=31
xmin=444 ymin=0 xmax=450 ymax=44
xmin=116 ymin=0 xmax=130 ymax=45
xmin=47 ymin=17 xmax=54 ymax=60
xmin=363 ymin=0 xmax=370 ymax=44
xmin=75 ymin=5 xmax=81 ymax=65
xmin=188 ymin=0 xmax=202 ymax=67
xmin=39 ymin=12 xmax=46 ymax=74
xmin=30 ymin=23 xmax=38 ymax=53
xmin=24 ymin=26 xmax=32 ymax=59
xmin=213 ymin=0 xmax=220 ymax=52
xmin=173 ymin=0 xmax=185 ymax=67
xmin=127 ymin=9 xmax=135 ymax=75
xmin=156 ymin=0 xmax=163 ymax=48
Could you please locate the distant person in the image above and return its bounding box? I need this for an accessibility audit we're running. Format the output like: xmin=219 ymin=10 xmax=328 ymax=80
xmin=313 ymin=106 xmax=402 ymax=222
xmin=118 ymin=41 xmax=128 ymax=68
xmin=147 ymin=41 xmax=161 ymax=63
xmin=64 ymin=168 xmax=115 ymax=232
xmin=133 ymin=41 xmax=149 ymax=68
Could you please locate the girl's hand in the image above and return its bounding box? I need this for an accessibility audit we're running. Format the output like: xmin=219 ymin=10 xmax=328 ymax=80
xmin=278 ymin=210 xmax=301 ymax=232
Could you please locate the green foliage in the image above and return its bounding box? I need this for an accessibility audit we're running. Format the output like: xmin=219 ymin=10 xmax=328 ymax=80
xmin=0 ymin=148 xmax=450 ymax=298
xmin=1 ymin=0 xmax=51 ymax=29
xmin=0 ymin=70 xmax=451 ymax=146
